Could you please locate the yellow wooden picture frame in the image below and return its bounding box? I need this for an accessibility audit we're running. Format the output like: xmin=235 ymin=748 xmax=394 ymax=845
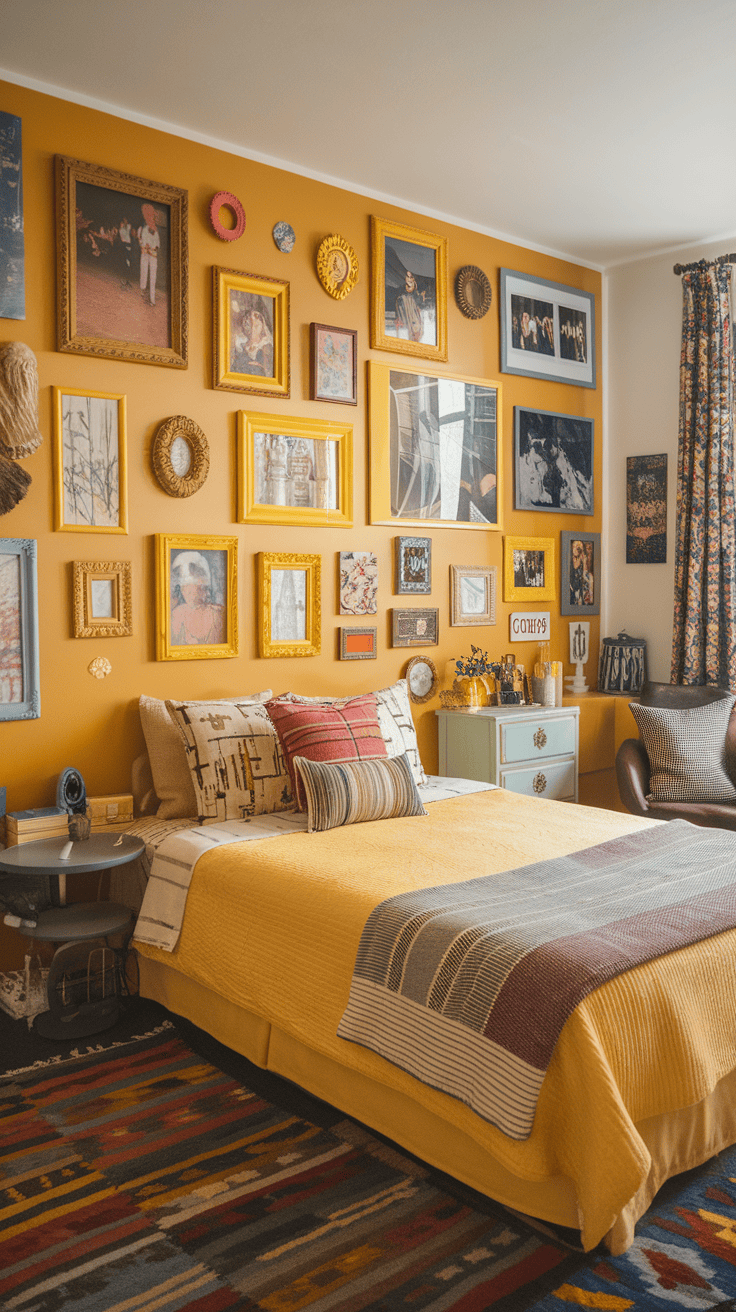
xmin=503 ymin=535 xmax=557 ymax=602
xmin=368 ymin=361 xmax=502 ymax=531
xmin=370 ymin=215 xmax=448 ymax=362
xmin=72 ymin=560 xmax=132 ymax=637
xmin=213 ymin=266 xmax=289 ymax=397
xmin=258 ymin=552 xmax=321 ymax=658
xmin=53 ymin=387 xmax=128 ymax=533
xmin=237 ymin=412 xmax=353 ymax=527
xmin=155 ymin=532 xmax=238 ymax=661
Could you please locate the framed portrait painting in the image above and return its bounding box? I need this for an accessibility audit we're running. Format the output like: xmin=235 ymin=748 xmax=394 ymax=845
xmin=500 ymin=269 xmax=595 ymax=389
xmin=310 ymin=323 xmax=357 ymax=405
xmin=370 ymin=216 xmax=448 ymax=362
xmin=258 ymin=552 xmax=321 ymax=658
xmin=155 ymin=533 xmax=238 ymax=661
xmin=369 ymin=362 xmax=501 ymax=531
xmin=237 ymin=412 xmax=352 ymax=527
xmin=626 ymin=454 xmax=667 ymax=563
xmin=213 ymin=266 xmax=289 ymax=397
xmin=55 ymin=154 xmax=187 ymax=368
xmin=514 ymin=406 xmax=594 ymax=515
xmin=503 ymin=536 xmax=556 ymax=603
xmin=72 ymin=560 xmax=132 ymax=638
xmin=0 ymin=538 xmax=40 ymax=721
xmin=53 ymin=387 xmax=128 ymax=533
xmin=560 ymin=531 xmax=601 ymax=616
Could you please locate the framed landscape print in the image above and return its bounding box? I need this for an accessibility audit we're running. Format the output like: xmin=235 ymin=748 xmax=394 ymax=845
xmin=560 ymin=531 xmax=601 ymax=615
xmin=310 ymin=323 xmax=357 ymax=405
xmin=500 ymin=269 xmax=595 ymax=389
xmin=72 ymin=560 xmax=132 ymax=637
xmin=55 ymin=154 xmax=187 ymax=368
xmin=626 ymin=454 xmax=667 ymax=563
xmin=391 ymin=607 xmax=439 ymax=647
xmin=503 ymin=536 xmax=556 ymax=602
xmin=53 ymin=387 xmax=128 ymax=533
xmin=369 ymin=362 xmax=501 ymax=530
xmin=155 ymin=533 xmax=238 ymax=661
xmin=237 ymin=412 xmax=352 ymax=527
xmin=339 ymin=551 xmax=378 ymax=615
xmin=258 ymin=552 xmax=321 ymax=658
xmin=514 ymin=406 xmax=594 ymax=514
xmin=395 ymin=536 xmax=431 ymax=593
xmin=213 ymin=266 xmax=289 ymax=397
xmin=370 ymin=216 xmax=448 ymax=362
xmin=0 ymin=538 xmax=40 ymax=721
xmin=450 ymin=565 xmax=497 ymax=626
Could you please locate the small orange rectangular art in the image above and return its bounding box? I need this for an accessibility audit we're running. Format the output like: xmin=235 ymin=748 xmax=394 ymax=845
xmin=339 ymin=626 xmax=377 ymax=660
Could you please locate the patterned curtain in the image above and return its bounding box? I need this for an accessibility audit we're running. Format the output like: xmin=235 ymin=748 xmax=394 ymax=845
xmin=671 ymin=262 xmax=736 ymax=688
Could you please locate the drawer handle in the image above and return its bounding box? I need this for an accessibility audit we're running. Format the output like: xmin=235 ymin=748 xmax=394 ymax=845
xmin=533 ymin=728 xmax=547 ymax=750
xmin=533 ymin=772 xmax=547 ymax=794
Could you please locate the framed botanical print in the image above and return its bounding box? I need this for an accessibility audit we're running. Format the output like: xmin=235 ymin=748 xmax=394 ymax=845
xmin=370 ymin=216 xmax=448 ymax=361
xmin=310 ymin=323 xmax=357 ymax=404
xmin=395 ymin=536 xmax=431 ymax=593
xmin=503 ymin=536 xmax=557 ymax=602
xmin=450 ymin=565 xmax=497 ymax=626
xmin=514 ymin=406 xmax=594 ymax=515
xmin=213 ymin=266 xmax=289 ymax=397
xmin=53 ymin=387 xmax=128 ymax=533
xmin=560 ymin=531 xmax=601 ymax=616
xmin=55 ymin=154 xmax=187 ymax=368
xmin=237 ymin=412 xmax=352 ymax=527
xmin=339 ymin=551 xmax=378 ymax=615
xmin=369 ymin=362 xmax=501 ymax=530
xmin=258 ymin=552 xmax=321 ymax=658
xmin=391 ymin=607 xmax=439 ymax=647
xmin=500 ymin=269 xmax=595 ymax=389
xmin=155 ymin=533 xmax=238 ymax=661
xmin=72 ymin=560 xmax=132 ymax=637
xmin=0 ymin=538 xmax=40 ymax=721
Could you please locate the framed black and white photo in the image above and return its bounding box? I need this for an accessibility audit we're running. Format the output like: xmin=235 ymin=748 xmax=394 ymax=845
xmin=560 ymin=531 xmax=601 ymax=616
xmin=500 ymin=269 xmax=595 ymax=389
xmin=514 ymin=406 xmax=593 ymax=515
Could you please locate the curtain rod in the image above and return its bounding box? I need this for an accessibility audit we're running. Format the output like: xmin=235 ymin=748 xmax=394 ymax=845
xmin=673 ymin=254 xmax=736 ymax=274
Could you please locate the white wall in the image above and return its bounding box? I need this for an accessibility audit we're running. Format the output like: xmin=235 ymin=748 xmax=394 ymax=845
xmin=604 ymin=235 xmax=736 ymax=682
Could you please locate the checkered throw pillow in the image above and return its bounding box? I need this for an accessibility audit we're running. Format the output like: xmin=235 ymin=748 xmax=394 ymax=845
xmin=630 ymin=696 xmax=736 ymax=803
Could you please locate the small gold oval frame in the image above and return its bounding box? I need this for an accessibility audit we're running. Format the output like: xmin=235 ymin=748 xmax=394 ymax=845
xmin=405 ymin=655 xmax=438 ymax=703
xmin=316 ymin=234 xmax=359 ymax=300
xmin=455 ymin=265 xmax=492 ymax=320
xmin=152 ymin=415 xmax=210 ymax=498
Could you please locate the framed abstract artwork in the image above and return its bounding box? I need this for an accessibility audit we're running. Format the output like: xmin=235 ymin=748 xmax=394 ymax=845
xmin=339 ymin=626 xmax=377 ymax=660
xmin=626 ymin=454 xmax=667 ymax=563
xmin=503 ymin=536 xmax=557 ymax=603
xmin=72 ymin=560 xmax=132 ymax=637
xmin=213 ymin=266 xmax=289 ymax=397
xmin=450 ymin=565 xmax=497 ymax=626
xmin=514 ymin=406 xmax=594 ymax=515
xmin=500 ymin=269 xmax=595 ymax=389
xmin=391 ymin=607 xmax=439 ymax=647
xmin=237 ymin=412 xmax=352 ymax=527
xmin=339 ymin=551 xmax=378 ymax=615
xmin=0 ymin=538 xmax=40 ymax=721
xmin=155 ymin=533 xmax=238 ymax=661
xmin=258 ymin=552 xmax=321 ymax=658
xmin=53 ymin=387 xmax=128 ymax=533
xmin=55 ymin=154 xmax=188 ymax=368
xmin=310 ymin=323 xmax=357 ymax=405
xmin=395 ymin=536 xmax=431 ymax=593
xmin=369 ymin=362 xmax=501 ymax=531
xmin=370 ymin=216 xmax=448 ymax=362
xmin=560 ymin=530 xmax=601 ymax=616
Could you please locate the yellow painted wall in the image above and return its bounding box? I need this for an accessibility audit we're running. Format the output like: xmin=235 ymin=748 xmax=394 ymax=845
xmin=0 ymin=78 xmax=602 ymax=815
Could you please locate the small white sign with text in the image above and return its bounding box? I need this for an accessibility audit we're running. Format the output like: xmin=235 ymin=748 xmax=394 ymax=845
xmin=509 ymin=611 xmax=550 ymax=642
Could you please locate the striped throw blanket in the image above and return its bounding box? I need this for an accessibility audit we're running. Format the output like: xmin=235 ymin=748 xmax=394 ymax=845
xmin=337 ymin=819 xmax=736 ymax=1140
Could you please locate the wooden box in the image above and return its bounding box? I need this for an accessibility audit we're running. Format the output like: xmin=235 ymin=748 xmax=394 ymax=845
xmin=86 ymin=794 xmax=134 ymax=829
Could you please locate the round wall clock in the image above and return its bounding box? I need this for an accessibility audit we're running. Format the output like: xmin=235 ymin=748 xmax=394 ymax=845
xmin=455 ymin=265 xmax=492 ymax=320
xmin=152 ymin=416 xmax=210 ymax=498
xmin=209 ymin=191 xmax=246 ymax=241
xmin=316 ymin=234 xmax=359 ymax=299
xmin=405 ymin=655 xmax=438 ymax=703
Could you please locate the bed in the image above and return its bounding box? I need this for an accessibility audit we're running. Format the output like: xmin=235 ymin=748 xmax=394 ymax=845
xmin=127 ymin=688 xmax=736 ymax=1256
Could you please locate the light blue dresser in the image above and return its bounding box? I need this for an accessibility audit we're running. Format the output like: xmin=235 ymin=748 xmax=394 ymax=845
xmin=436 ymin=704 xmax=580 ymax=802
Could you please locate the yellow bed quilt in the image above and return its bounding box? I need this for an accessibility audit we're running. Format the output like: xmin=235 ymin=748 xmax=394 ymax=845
xmin=134 ymin=789 xmax=736 ymax=1251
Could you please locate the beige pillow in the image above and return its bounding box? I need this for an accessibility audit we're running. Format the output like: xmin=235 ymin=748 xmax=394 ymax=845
xmin=165 ymin=698 xmax=292 ymax=823
xmin=139 ymin=692 xmax=272 ymax=819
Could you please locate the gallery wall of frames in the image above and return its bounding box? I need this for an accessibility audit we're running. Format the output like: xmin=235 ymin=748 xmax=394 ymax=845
xmin=0 ymin=77 xmax=601 ymax=824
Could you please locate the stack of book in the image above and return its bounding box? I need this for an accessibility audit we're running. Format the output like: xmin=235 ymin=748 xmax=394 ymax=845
xmin=5 ymin=807 xmax=69 ymax=847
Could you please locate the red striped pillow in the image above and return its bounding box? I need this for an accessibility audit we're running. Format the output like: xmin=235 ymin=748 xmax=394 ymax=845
xmin=265 ymin=694 xmax=387 ymax=811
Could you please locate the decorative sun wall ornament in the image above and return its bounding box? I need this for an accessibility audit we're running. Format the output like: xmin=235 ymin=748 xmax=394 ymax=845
xmin=209 ymin=191 xmax=246 ymax=241
xmin=454 ymin=266 xmax=492 ymax=319
xmin=88 ymin=656 xmax=112 ymax=679
xmin=316 ymin=235 xmax=359 ymax=299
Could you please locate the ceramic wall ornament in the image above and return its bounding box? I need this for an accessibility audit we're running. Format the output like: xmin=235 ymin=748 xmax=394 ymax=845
xmin=316 ymin=234 xmax=359 ymax=299
xmin=88 ymin=656 xmax=112 ymax=679
xmin=273 ymin=221 xmax=295 ymax=253
xmin=209 ymin=191 xmax=246 ymax=242
xmin=0 ymin=341 xmax=42 ymax=515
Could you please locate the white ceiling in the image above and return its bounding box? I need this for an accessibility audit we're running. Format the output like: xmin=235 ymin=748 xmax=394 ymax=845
xmin=2 ymin=0 xmax=736 ymax=269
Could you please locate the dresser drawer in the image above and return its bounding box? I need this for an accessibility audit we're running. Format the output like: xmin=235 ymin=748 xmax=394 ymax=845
xmin=500 ymin=715 xmax=576 ymax=764
xmin=499 ymin=758 xmax=576 ymax=800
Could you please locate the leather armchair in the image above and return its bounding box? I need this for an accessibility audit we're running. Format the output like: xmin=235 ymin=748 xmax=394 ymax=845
xmin=616 ymin=682 xmax=736 ymax=829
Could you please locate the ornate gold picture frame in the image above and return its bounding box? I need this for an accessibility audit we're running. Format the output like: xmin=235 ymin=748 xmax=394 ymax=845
xmin=73 ymin=560 xmax=132 ymax=637
xmin=53 ymin=387 xmax=128 ymax=533
xmin=503 ymin=535 xmax=557 ymax=602
xmin=151 ymin=415 xmax=209 ymax=498
xmin=258 ymin=552 xmax=321 ymax=658
xmin=155 ymin=533 xmax=238 ymax=661
xmin=237 ymin=412 xmax=353 ymax=527
xmin=213 ymin=266 xmax=289 ymax=397
xmin=370 ymin=216 xmax=448 ymax=361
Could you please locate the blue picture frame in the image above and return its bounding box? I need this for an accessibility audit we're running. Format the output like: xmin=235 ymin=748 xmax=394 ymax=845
xmin=0 ymin=538 xmax=40 ymax=720
xmin=500 ymin=269 xmax=596 ymax=389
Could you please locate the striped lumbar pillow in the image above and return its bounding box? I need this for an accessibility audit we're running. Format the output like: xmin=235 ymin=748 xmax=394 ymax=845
xmin=630 ymin=696 xmax=736 ymax=802
xmin=293 ymin=752 xmax=427 ymax=833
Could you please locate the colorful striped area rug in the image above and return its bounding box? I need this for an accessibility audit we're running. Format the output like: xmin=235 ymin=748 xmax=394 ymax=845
xmin=2 ymin=1028 xmax=736 ymax=1311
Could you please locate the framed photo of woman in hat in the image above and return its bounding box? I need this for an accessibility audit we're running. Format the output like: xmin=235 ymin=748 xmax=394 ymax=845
xmin=55 ymin=155 xmax=188 ymax=369
xmin=155 ymin=533 xmax=238 ymax=660
xmin=370 ymin=216 xmax=448 ymax=362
